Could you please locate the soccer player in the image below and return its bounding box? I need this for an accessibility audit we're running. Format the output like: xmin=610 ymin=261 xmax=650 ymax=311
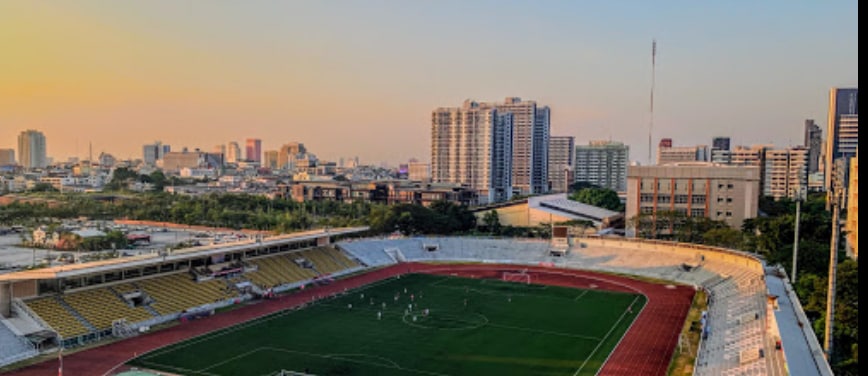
xmin=410 ymin=294 xmax=414 ymax=302
xmin=377 ymin=311 xmax=382 ymax=320
xmin=348 ymin=303 xmax=353 ymax=309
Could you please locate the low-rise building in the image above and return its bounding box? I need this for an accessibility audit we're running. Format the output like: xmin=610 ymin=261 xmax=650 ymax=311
xmin=626 ymin=162 xmax=760 ymax=237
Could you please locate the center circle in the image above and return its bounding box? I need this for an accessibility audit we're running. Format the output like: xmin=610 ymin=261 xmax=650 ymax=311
xmin=402 ymin=311 xmax=489 ymax=331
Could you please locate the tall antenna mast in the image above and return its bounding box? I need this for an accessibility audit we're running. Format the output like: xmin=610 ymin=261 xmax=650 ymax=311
xmin=648 ymin=39 xmax=657 ymax=164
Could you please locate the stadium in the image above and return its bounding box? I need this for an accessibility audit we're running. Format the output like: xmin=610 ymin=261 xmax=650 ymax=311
xmin=0 ymin=227 xmax=831 ymax=375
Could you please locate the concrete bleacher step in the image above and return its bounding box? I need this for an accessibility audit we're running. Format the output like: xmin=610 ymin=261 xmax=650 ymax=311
xmin=108 ymin=286 xmax=161 ymax=318
xmin=54 ymin=296 xmax=97 ymax=333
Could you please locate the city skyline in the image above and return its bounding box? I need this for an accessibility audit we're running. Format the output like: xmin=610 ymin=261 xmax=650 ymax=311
xmin=0 ymin=1 xmax=858 ymax=164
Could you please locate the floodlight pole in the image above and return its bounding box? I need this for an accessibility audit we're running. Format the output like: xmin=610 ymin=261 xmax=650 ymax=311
xmin=824 ymin=188 xmax=842 ymax=360
xmin=791 ymin=188 xmax=803 ymax=284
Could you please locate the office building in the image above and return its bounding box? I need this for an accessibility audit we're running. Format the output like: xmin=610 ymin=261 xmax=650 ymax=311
xmin=431 ymin=101 xmax=513 ymax=203
xmin=626 ymin=162 xmax=760 ymax=236
xmin=246 ymin=138 xmax=262 ymax=163
xmin=763 ymin=147 xmax=809 ymax=199
xmin=846 ymin=154 xmax=858 ymax=259
xmin=0 ymin=149 xmax=14 ymax=166
xmin=712 ymin=137 xmax=731 ymax=151
xmin=547 ymin=136 xmax=574 ymax=193
xmin=226 ymin=142 xmax=241 ymax=164
xmin=804 ymin=119 xmax=822 ymax=174
xmin=263 ymin=150 xmax=279 ymax=170
xmin=18 ymin=130 xmax=47 ymax=169
xmin=477 ymin=97 xmax=550 ymax=195
xmin=825 ymin=87 xmax=858 ymax=192
xmin=161 ymin=150 xmax=221 ymax=171
xmin=278 ymin=142 xmax=307 ymax=170
xmin=657 ymin=138 xmax=708 ymax=165
xmin=212 ymin=145 xmax=226 ymax=166
xmin=409 ymin=162 xmax=430 ymax=182
xmin=143 ymin=141 xmax=170 ymax=166
xmin=574 ymin=141 xmax=629 ymax=192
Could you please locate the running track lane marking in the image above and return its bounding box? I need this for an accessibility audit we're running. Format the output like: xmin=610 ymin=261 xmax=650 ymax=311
xmin=573 ymin=295 xmax=641 ymax=376
xmin=594 ymin=294 xmax=648 ymax=376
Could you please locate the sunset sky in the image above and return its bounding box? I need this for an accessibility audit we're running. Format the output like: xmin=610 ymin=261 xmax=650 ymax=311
xmin=0 ymin=1 xmax=858 ymax=165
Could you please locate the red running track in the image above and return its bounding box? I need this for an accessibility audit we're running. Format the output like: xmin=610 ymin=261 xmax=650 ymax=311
xmin=6 ymin=263 xmax=693 ymax=376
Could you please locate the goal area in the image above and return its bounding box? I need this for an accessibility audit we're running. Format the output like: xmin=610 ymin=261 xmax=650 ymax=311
xmin=502 ymin=270 xmax=531 ymax=284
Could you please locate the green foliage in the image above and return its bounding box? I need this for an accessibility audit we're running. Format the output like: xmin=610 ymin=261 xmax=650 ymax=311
xmin=701 ymin=227 xmax=744 ymax=249
xmin=482 ymin=210 xmax=502 ymax=234
xmin=568 ymin=181 xmax=601 ymax=192
xmin=29 ymin=183 xmax=58 ymax=193
xmin=368 ymin=201 xmax=476 ymax=236
xmin=629 ymin=211 xmax=728 ymax=243
xmin=568 ymin=187 xmax=623 ymax=211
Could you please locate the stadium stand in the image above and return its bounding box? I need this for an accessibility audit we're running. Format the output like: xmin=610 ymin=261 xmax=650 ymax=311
xmin=25 ymin=297 xmax=91 ymax=339
xmin=0 ymin=226 xmax=830 ymax=375
xmin=137 ymin=273 xmax=238 ymax=316
xmin=61 ymin=288 xmax=155 ymax=332
xmin=0 ymin=319 xmax=37 ymax=367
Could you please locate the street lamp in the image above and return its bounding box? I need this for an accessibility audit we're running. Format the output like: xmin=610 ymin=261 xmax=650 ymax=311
xmin=791 ymin=186 xmax=806 ymax=284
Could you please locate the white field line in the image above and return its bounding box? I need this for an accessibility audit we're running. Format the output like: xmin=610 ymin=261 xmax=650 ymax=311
xmin=594 ymin=295 xmax=649 ymax=376
xmin=573 ymin=295 xmax=641 ymax=376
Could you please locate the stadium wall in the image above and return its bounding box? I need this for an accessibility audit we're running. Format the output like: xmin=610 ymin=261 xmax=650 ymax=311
xmin=578 ymin=236 xmax=764 ymax=273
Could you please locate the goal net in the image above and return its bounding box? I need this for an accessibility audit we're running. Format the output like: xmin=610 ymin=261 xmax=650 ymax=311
xmin=502 ymin=270 xmax=531 ymax=285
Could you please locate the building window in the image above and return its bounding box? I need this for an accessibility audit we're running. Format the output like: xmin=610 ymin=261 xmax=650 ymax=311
xmin=726 ymin=197 xmax=733 ymax=203
xmin=727 ymin=183 xmax=734 ymax=189
xmin=657 ymin=195 xmax=671 ymax=204
xmin=692 ymin=195 xmax=706 ymax=204
xmin=691 ymin=208 xmax=706 ymax=217
xmin=726 ymin=211 xmax=733 ymax=217
xmin=640 ymin=193 xmax=654 ymax=203
xmin=674 ymin=194 xmax=688 ymax=204
xmin=640 ymin=206 xmax=654 ymax=214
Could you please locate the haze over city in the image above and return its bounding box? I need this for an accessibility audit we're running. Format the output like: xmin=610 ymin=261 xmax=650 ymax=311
xmin=0 ymin=1 xmax=858 ymax=165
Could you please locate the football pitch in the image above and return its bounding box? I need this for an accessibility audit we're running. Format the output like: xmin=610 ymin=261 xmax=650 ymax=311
xmin=129 ymin=273 xmax=647 ymax=376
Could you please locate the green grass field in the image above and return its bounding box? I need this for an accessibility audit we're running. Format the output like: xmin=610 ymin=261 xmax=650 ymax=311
xmin=129 ymin=274 xmax=646 ymax=376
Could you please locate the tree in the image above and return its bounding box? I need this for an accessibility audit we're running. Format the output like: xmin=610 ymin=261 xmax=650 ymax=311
xmin=568 ymin=181 xmax=601 ymax=192
xmin=701 ymin=227 xmax=744 ymax=249
xmin=482 ymin=210 xmax=501 ymax=234
xmin=29 ymin=183 xmax=58 ymax=193
xmin=568 ymin=187 xmax=623 ymax=211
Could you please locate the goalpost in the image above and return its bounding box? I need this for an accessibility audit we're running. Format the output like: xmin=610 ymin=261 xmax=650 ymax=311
xmin=502 ymin=270 xmax=531 ymax=285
